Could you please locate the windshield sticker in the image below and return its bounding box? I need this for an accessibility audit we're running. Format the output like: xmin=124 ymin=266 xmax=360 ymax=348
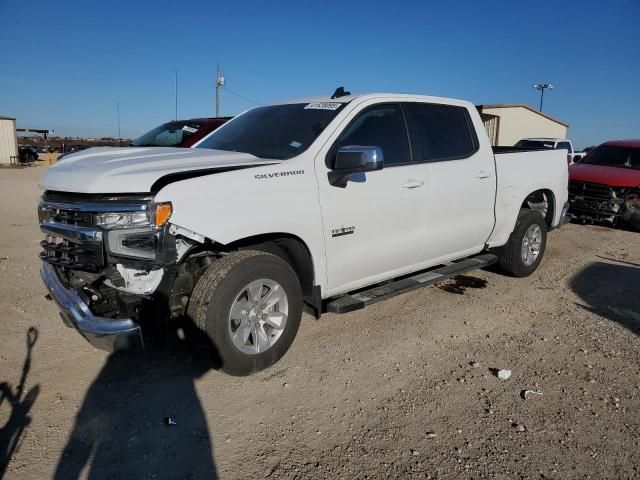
xmin=304 ymin=102 xmax=342 ymax=111
xmin=289 ymin=140 xmax=302 ymax=148
xmin=182 ymin=126 xmax=198 ymax=133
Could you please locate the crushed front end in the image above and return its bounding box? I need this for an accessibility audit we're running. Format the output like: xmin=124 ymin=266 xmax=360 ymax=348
xmin=568 ymin=180 xmax=640 ymax=227
xmin=38 ymin=191 xmax=195 ymax=352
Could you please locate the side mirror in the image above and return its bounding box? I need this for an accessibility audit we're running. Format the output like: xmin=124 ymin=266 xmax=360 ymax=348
xmin=329 ymin=146 xmax=384 ymax=187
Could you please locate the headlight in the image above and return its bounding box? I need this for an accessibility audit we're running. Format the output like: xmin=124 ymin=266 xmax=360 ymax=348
xmin=95 ymin=202 xmax=172 ymax=229
xmin=626 ymin=189 xmax=640 ymax=211
xmin=107 ymin=228 xmax=159 ymax=260
xmin=100 ymin=203 xmax=172 ymax=260
xmin=95 ymin=211 xmax=151 ymax=228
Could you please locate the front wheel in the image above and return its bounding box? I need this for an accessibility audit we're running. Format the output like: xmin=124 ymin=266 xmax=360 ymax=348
xmin=186 ymin=250 xmax=303 ymax=376
xmin=498 ymin=209 xmax=548 ymax=277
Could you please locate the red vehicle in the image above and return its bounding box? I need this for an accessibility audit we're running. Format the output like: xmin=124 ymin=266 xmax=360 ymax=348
xmin=568 ymin=140 xmax=640 ymax=231
xmin=131 ymin=117 xmax=232 ymax=148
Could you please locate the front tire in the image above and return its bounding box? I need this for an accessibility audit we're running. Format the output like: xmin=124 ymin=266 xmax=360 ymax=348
xmin=498 ymin=209 xmax=547 ymax=277
xmin=186 ymin=250 xmax=302 ymax=376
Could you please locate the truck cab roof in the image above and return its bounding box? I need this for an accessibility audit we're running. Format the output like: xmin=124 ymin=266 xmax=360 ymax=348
xmin=269 ymin=92 xmax=474 ymax=108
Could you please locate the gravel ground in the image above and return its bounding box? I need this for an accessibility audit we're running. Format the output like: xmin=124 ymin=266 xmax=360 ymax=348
xmin=1 ymin=165 xmax=639 ymax=479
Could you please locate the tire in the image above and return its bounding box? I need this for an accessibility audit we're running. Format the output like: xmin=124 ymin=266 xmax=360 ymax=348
xmin=498 ymin=209 xmax=548 ymax=277
xmin=186 ymin=250 xmax=303 ymax=376
xmin=628 ymin=213 xmax=640 ymax=232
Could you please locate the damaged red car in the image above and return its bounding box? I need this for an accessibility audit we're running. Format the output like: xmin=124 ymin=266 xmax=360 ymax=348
xmin=568 ymin=140 xmax=640 ymax=231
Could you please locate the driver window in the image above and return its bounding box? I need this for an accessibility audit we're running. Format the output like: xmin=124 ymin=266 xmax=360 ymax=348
xmin=335 ymin=104 xmax=411 ymax=166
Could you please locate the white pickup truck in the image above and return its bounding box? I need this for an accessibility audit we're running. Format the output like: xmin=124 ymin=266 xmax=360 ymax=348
xmin=39 ymin=91 xmax=569 ymax=375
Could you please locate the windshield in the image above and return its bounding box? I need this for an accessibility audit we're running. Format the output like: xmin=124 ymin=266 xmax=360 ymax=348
xmin=132 ymin=120 xmax=207 ymax=147
xmin=196 ymin=103 xmax=346 ymax=160
xmin=514 ymin=140 xmax=556 ymax=149
xmin=581 ymin=145 xmax=640 ymax=170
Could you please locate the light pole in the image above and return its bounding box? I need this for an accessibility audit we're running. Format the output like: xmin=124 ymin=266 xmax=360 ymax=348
xmin=533 ymin=83 xmax=553 ymax=112
xmin=116 ymin=101 xmax=121 ymax=146
xmin=215 ymin=64 xmax=224 ymax=117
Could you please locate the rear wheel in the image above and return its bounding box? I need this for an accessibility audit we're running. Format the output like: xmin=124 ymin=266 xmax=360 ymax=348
xmin=498 ymin=209 xmax=547 ymax=277
xmin=186 ymin=250 xmax=302 ymax=376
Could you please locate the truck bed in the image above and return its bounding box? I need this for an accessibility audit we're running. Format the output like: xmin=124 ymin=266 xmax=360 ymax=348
xmin=488 ymin=148 xmax=569 ymax=249
xmin=491 ymin=146 xmax=552 ymax=154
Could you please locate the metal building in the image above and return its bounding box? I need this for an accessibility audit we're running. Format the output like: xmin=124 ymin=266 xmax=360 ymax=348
xmin=477 ymin=104 xmax=569 ymax=146
xmin=0 ymin=115 xmax=19 ymax=164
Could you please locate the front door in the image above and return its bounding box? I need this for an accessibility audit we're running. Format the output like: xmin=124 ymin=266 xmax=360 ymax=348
xmin=315 ymin=102 xmax=429 ymax=296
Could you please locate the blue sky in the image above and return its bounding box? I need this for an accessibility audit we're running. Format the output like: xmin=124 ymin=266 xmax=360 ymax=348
xmin=0 ymin=0 xmax=638 ymax=149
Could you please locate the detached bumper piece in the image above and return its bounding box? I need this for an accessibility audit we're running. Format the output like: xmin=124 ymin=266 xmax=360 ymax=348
xmin=41 ymin=262 xmax=143 ymax=352
xmin=557 ymin=201 xmax=571 ymax=227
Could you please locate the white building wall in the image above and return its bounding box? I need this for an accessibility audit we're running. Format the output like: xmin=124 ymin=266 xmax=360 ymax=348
xmin=0 ymin=118 xmax=18 ymax=164
xmin=482 ymin=107 xmax=568 ymax=146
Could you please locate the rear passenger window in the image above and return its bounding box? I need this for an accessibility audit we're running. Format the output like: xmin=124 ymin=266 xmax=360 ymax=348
xmin=333 ymin=104 xmax=411 ymax=166
xmin=404 ymin=103 xmax=478 ymax=162
xmin=557 ymin=142 xmax=572 ymax=153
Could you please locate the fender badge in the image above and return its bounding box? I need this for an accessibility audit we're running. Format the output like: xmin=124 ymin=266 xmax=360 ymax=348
xmin=331 ymin=226 xmax=355 ymax=237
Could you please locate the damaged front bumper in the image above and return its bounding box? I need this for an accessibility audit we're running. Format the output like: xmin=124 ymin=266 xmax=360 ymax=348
xmin=41 ymin=262 xmax=143 ymax=352
xmin=568 ymin=181 xmax=640 ymax=224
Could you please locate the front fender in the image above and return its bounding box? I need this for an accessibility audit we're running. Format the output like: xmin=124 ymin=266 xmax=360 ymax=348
xmin=154 ymin=158 xmax=328 ymax=289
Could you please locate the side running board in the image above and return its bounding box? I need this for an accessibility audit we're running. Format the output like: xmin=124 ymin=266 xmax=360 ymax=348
xmin=325 ymin=254 xmax=498 ymax=314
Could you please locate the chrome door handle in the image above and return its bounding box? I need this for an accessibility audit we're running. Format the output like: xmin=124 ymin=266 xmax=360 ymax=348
xmin=475 ymin=171 xmax=492 ymax=179
xmin=402 ymin=179 xmax=425 ymax=189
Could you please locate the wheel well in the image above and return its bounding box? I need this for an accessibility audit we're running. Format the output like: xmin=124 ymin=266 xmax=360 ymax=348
xmin=521 ymin=189 xmax=555 ymax=228
xmin=226 ymin=234 xmax=316 ymax=298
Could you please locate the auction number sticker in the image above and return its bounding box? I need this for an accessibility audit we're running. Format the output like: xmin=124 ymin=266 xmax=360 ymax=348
xmin=304 ymin=102 xmax=342 ymax=110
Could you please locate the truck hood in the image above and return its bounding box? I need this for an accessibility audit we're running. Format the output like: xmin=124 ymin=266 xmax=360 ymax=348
xmin=39 ymin=147 xmax=280 ymax=193
xmin=569 ymin=163 xmax=640 ymax=188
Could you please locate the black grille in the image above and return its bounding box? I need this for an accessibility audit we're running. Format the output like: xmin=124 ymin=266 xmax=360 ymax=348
xmin=39 ymin=236 xmax=104 ymax=271
xmin=568 ymin=180 xmax=622 ymax=219
xmin=568 ymin=180 xmax=614 ymax=201
xmin=39 ymin=193 xmax=150 ymax=272
xmin=46 ymin=208 xmax=94 ymax=227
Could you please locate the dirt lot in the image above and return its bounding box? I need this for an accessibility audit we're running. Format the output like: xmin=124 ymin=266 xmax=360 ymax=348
xmin=1 ymin=165 xmax=639 ymax=479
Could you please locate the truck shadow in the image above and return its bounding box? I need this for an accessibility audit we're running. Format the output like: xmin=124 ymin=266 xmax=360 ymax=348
xmin=569 ymin=261 xmax=640 ymax=335
xmin=0 ymin=327 xmax=39 ymax=480
xmin=54 ymin=327 xmax=219 ymax=479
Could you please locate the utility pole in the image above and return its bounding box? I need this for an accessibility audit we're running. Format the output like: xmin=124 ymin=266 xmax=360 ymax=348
xmin=174 ymin=68 xmax=178 ymax=120
xmin=533 ymin=83 xmax=553 ymax=112
xmin=215 ymin=64 xmax=225 ymax=117
xmin=116 ymin=101 xmax=121 ymax=146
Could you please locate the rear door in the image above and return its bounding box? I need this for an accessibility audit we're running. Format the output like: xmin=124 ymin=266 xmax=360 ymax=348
xmin=403 ymin=102 xmax=496 ymax=263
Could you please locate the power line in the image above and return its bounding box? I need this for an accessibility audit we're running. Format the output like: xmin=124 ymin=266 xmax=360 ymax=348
xmin=221 ymin=86 xmax=261 ymax=106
